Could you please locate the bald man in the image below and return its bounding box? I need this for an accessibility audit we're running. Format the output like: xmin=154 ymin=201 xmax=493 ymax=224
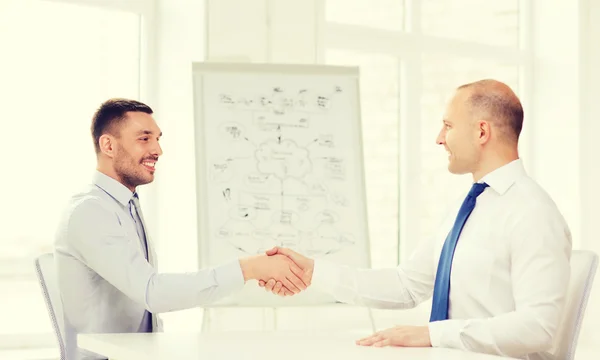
xmin=259 ymin=80 xmax=572 ymax=360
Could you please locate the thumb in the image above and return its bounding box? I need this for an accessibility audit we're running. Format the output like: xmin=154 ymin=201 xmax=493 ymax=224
xmin=265 ymin=246 xmax=280 ymax=256
xmin=277 ymin=247 xmax=301 ymax=262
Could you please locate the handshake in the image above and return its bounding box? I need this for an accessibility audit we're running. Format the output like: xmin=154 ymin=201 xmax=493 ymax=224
xmin=239 ymin=247 xmax=314 ymax=296
xmin=239 ymin=246 xmax=434 ymax=348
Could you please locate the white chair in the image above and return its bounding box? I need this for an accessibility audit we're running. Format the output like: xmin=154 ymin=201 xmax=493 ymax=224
xmin=549 ymin=250 xmax=599 ymax=360
xmin=35 ymin=253 xmax=66 ymax=360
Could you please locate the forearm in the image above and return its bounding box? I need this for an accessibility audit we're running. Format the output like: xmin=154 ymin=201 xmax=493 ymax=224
xmin=72 ymin=237 xmax=245 ymax=313
xmin=428 ymin=308 xmax=558 ymax=358
xmin=145 ymin=260 xmax=245 ymax=313
xmin=312 ymin=259 xmax=432 ymax=309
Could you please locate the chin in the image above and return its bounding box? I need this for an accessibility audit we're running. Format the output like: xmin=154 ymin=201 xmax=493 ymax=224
xmin=447 ymin=163 xmax=465 ymax=175
xmin=142 ymin=175 xmax=155 ymax=185
xmin=132 ymin=174 xmax=154 ymax=187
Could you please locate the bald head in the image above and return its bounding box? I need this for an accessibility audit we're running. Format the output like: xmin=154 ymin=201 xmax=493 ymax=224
xmin=457 ymin=79 xmax=523 ymax=143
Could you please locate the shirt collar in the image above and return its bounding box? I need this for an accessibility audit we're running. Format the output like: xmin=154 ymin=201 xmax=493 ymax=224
xmin=479 ymin=158 xmax=526 ymax=195
xmin=92 ymin=170 xmax=135 ymax=207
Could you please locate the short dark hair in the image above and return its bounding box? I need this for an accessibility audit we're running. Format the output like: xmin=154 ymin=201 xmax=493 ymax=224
xmin=91 ymin=98 xmax=153 ymax=153
xmin=458 ymin=80 xmax=524 ymax=142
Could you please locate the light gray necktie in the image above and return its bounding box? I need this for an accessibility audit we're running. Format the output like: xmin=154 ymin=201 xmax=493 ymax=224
xmin=129 ymin=194 xmax=149 ymax=260
xmin=129 ymin=193 xmax=158 ymax=332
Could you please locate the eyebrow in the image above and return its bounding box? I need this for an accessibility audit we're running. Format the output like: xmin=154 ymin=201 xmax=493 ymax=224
xmin=136 ymin=130 xmax=163 ymax=137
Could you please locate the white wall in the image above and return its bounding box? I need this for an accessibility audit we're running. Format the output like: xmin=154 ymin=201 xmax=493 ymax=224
xmin=532 ymin=0 xmax=600 ymax=347
xmin=580 ymin=0 xmax=600 ymax=262
xmin=531 ymin=0 xmax=600 ymax=347
xmin=206 ymin=0 xmax=319 ymax=63
xmin=577 ymin=0 xmax=600 ymax=346
xmin=531 ymin=0 xmax=581 ymax=247
xmin=151 ymin=0 xmax=206 ymax=330
xmin=154 ymin=0 xmax=204 ymax=273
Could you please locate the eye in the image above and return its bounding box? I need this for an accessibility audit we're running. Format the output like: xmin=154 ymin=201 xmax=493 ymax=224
xmin=140 ymin=137 xmax=149 ymax=141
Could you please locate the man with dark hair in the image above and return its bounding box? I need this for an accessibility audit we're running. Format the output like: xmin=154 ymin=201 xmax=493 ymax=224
xmin=54 ymin=98 xmax=306 ymax=360
xmin=260 ymin=80 xmax=572 ymax=360
xmin=90 ymin=99 xmax=154 ymax=154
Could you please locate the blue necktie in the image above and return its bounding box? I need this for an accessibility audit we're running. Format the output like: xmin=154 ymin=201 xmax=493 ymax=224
xmin=429 ymin=182 xmax=489 ymax=322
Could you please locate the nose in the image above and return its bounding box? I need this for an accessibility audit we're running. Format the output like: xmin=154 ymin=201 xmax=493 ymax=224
xmin=151 ymin=141 xmax=163 ymax=157
xmin=436 ymin=129 xmax=445 ymax=145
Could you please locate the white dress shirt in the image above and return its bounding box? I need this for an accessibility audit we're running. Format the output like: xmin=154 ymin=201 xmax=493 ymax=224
xmin=54 ymin=171 xmax=245 ymax=360
xmin=312 ymin=159 xmax=572 ymax=360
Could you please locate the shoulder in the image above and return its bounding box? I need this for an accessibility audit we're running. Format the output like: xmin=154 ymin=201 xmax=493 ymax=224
xmin=504 ymin=176 xmax=572 ymax=247
xmin=63 ymin=186 xmax=123 ymax=234
xmin=508 ymin=176 xmax=566 ymax=221
xmin=54 ymin=185 xmax=114 ymax=248
xmin=64 ymin=185 xmax=107 ymax=214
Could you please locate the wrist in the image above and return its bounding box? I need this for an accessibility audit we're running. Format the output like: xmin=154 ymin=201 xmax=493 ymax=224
xmin=306 ymin=259 xmax=315 ymax=282
xmin=423 ymin=326 xmax=432 ymax=347
xmin=239 ymin=256 xmax=257 ymax=281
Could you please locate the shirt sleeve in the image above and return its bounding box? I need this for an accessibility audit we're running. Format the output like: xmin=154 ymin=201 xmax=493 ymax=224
xmin=311 ymin=235 xmax=437 ymax=309
xmin=66 ymin=198 xmax=245 ymax=314
xmin=428 ymin=206 xmax=572 ymax=358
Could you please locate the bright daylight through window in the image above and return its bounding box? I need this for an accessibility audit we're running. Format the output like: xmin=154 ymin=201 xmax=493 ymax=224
xmin=0 ymin=0 xmax=141 ymax=351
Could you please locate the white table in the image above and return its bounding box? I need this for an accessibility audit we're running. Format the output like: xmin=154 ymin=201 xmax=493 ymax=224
xmin=78 ymin=330 xmax=518 ymax=360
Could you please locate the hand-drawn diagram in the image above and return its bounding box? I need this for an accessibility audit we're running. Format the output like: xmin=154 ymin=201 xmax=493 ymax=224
xmin=204 ymin=84 xmax=361 ymax=258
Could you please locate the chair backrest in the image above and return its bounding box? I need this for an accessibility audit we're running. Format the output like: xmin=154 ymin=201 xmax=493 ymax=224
xmin=551 ymin=250 xmax=599 ymax=360
xmin=34 ymin=253 xmax=66 ymax=360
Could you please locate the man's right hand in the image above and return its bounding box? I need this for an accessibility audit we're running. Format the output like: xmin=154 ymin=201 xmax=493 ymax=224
xmin=239 ymin=254 xmax=307 ymax=295
xmin=258 ymin=247 xmax=314 ymax=296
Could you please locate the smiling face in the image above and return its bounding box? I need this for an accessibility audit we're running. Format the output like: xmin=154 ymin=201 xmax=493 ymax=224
xmin=435 ymin=89 xmax=481 ymax=175
xmin=99 ymin=111 xmax=163 ymax=191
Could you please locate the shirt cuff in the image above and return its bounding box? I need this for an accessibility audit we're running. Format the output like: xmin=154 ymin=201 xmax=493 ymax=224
xmin=312 ymin=258 xmax=343 ymax=292
xmin=214 ymin=259 xmax=245 ymax=294
xmin=428 ymin=319 xmax=466 ymax=348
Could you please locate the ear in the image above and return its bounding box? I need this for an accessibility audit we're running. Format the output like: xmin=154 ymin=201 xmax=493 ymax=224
xmin=98 ymin=134 xmax=116 ymax=158
xmin=477 ymin=120 xmax=492 ymax=144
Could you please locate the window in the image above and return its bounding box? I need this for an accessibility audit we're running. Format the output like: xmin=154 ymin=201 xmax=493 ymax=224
xmin=0 ymin=0 xmax=144 ymax=350
xmin=324 ymin=0 xmax=529 ymax=264
xmin=421 ymin=0 xmax=520 ymax=47
xmin=325 ymin=49 xmax=400 ymax=268
xmin=325 ymin=0 xmax=405 ymax=32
